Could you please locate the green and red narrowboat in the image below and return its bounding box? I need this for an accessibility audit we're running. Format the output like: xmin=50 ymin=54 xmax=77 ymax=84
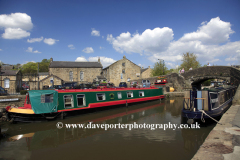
xmin=5 ymin=87 xmax=164 ymax=122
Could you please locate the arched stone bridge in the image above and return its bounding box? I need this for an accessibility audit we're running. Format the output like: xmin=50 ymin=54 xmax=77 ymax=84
xmin=166 ymin=66 xmax=240 ymax=91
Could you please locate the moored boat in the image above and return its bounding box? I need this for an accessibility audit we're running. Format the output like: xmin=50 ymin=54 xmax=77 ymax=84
xmin=182 ymin=84 xmax=237 ymax=124
xmin=5 ymin=87 xmax=164 ymax=122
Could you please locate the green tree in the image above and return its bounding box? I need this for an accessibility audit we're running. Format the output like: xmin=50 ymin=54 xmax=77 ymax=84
xmin=179 ymin=52 xmax=201 ymax=71
xmin=21 ymin=62 xmax=38 ymax=74
xmin=151 ymin=61 xmax=168 ymax=76
xmin=39 ymin=59 xmax=51 ymax=72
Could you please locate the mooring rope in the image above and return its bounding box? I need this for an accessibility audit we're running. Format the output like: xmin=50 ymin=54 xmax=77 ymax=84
xmin=200 ymin=110 xmax=222 ymax=125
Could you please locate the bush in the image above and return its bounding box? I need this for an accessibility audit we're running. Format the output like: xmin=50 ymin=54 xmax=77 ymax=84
xmin=20 ymin=90 xmax=28 ymax=95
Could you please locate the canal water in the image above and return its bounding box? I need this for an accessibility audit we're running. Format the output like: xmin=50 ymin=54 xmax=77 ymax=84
xmin=0 ymin=97 xmax=215 ymax=160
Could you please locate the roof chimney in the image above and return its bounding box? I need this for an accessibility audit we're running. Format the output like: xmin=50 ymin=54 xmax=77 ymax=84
xmin=148 ymin=66 xmax=150 ymax=68
xmin=50 ymin=57 xmax=53 ymax=62
xmin=98 ymin=57 xmax=100 ymax=63
xmin=123 ymin=55 xmax=126 ymax=59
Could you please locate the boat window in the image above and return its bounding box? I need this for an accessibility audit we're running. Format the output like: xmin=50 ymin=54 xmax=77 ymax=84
xmin=96 ymin=93 xmax=106 ymax=101
xmin=77 ymin=94 xmax=86 ymax=107
xmin=41 ymin=94 xmax=54 ymax=103
xmin=118 ymin=92 xmax=122 ymax=99
xmin=210 ymin=92 xmax=219 ymax=109
xmin=139 ymin=91 xmax=144 ymax=97
xmin=127 ymin=92 xmax=133 ymax=98
xmin=64 ymin=95 xmax=74 ymax=108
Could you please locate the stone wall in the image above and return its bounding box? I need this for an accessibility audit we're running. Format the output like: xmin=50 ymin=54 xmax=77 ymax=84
xmin=49 ymin=67 xmax=102 ymax=83
xmin=1 ymin=72 xmax=22 ymax=93
xmin=141 ymin=68 xmax=152 ymax=79
xmin=106 ymin=56 xmax=141 ymax=86
xmin=40 ymin=75 xmax=63 ymax=89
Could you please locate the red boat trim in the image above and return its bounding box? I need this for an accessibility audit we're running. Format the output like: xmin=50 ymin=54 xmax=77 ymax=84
xmin=58 ymin=95 xmax=164 ymax=112
xmin=57 ymin=87 xmax=159 ymax=93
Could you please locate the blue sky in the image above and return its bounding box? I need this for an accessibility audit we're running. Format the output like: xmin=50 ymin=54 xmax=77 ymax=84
xmin=0 ymin=0 xmax=240 ymax=69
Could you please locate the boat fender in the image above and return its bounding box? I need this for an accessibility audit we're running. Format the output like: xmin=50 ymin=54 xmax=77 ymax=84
xmin=187 ymin=119 xmax=194 ymax=125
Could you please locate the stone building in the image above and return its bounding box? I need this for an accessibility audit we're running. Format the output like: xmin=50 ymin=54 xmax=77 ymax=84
xmin=141 ymin=66 xmax=152 ymax=79
xmin=0 ymin=69 xmax=22 ymax=93
xmin=102 ymin=56 xmax=141 ymax=86
xmin=48 ymin=58 xmax=102 ymax=84
xmin=39 ymin=74 xmax=63 ymax=89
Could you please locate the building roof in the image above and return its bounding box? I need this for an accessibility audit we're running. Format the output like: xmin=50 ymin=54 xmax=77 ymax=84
xmin=38 ymin=72 xmax=49 ymax=76
xmin=0 ymin=70 xmax=19 ymax=76
xmin=103 ymin=56 xmax=140 ymax=70
xmin=49 ymin=61 xmax=102 ymax=68
xmin=141 ymin=68 xmax=148 ymax=73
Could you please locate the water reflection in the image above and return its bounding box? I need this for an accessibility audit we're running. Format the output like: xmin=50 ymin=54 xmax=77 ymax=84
xmin=0 ymin=98 xmax=215 ymax=160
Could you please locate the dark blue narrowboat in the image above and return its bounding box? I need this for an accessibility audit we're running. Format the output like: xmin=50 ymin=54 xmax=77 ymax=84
xmin=182 ymin=84 xmax=237 ymax=123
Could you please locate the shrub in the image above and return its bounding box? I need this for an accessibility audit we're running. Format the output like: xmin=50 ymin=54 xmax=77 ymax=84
xmin=20 ymin=90 xmax=28 ymax=95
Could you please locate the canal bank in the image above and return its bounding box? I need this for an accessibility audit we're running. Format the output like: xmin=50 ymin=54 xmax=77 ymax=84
xmin=192 ymin=86 xmax=240 ymax=160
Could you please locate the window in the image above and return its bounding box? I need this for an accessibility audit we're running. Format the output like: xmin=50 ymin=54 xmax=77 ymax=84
xmin=41 ymin=94 xmax=53 ymax=103
xmin=127 ymin=92 xmax=133 ymax=98
xmin=69 ymin=71 xmax=73 ymax=81
xmin=118 ymin=92 xmax=122 ymax=99
xmin=4 ymin=79 xmax=9 ymax=88
xmin=77 ymin=94 xmax=86 ymax=107
xmin=64 ymin=95 xmax=74 ymax=108
xmin=122 ymin=69 xmax=125 ymax=73
xmin=96 ymin=93 xmax=106 ymax=101
xmin=80 ymin=71 xmax=84 ymax=81
xmin=122 ymin=63 xmax=125 ymax=66
xmin=139 ymin=91 xmax=144 ymax=97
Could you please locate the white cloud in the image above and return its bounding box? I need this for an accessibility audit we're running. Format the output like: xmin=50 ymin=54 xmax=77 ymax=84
xmin=0 ymin=13 xmax=33 ymax=30
xmin=225 ymin=56 xmax=237 ymax=61
xmin=75 ymin=56 xmax=116 ymax=68
xmin=88 ymin=56 xmax=116 ymax=68
xmin=26 ymin=47 xmax=41 ymax=53
xmin=0 ymin=49 xmax=2 ymax=51
xmin=75 ymin=56 xmax=87 ymax=61
xmin=180 ymin=17 xmax=234 ymax=44
xmin=0 ymin=13 xmax=33 ymax=40
xmin=102 ymin=36 xmax=104 ymax=39
xmin=44 ymin=38 xmax=59 ymax=45
xmin=91 ymin=28 xmax=100 ymax=36
xmin=2 ymin=28 xmax=30 ymax=39
xmin=100 ymin=46 xmax=104 ymax=49
xmin=107 ymin=27 xmax=174 ymax=55
xmin=82 ymin=47 xmax=94 ymax=53
xmin=68 ymin=44 xmax=75 ymax=49
xmin=146 ymin=17 xmax=240 ymax=67
xmin=27 ymin=37 xmax=43 ymax=43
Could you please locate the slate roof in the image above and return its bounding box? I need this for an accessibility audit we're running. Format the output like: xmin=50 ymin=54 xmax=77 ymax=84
xmin=38 ymin=72 xmax=49 ymax=76
xmin=141 ymin=68 xmax=148 ymax=73
xmin=0 ymin=70 xmax=19 ymax=76
xmin=49 ymin=61 xmax=102 ymax=68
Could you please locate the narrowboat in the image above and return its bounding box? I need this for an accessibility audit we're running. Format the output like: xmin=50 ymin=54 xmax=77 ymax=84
xmin=5 ymin=87 xmax=164 ymax=122
xmin=154 ymin=76 xmax=168 ymax=86
xmin=182 ymin=84 xmax=237 ymax=124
